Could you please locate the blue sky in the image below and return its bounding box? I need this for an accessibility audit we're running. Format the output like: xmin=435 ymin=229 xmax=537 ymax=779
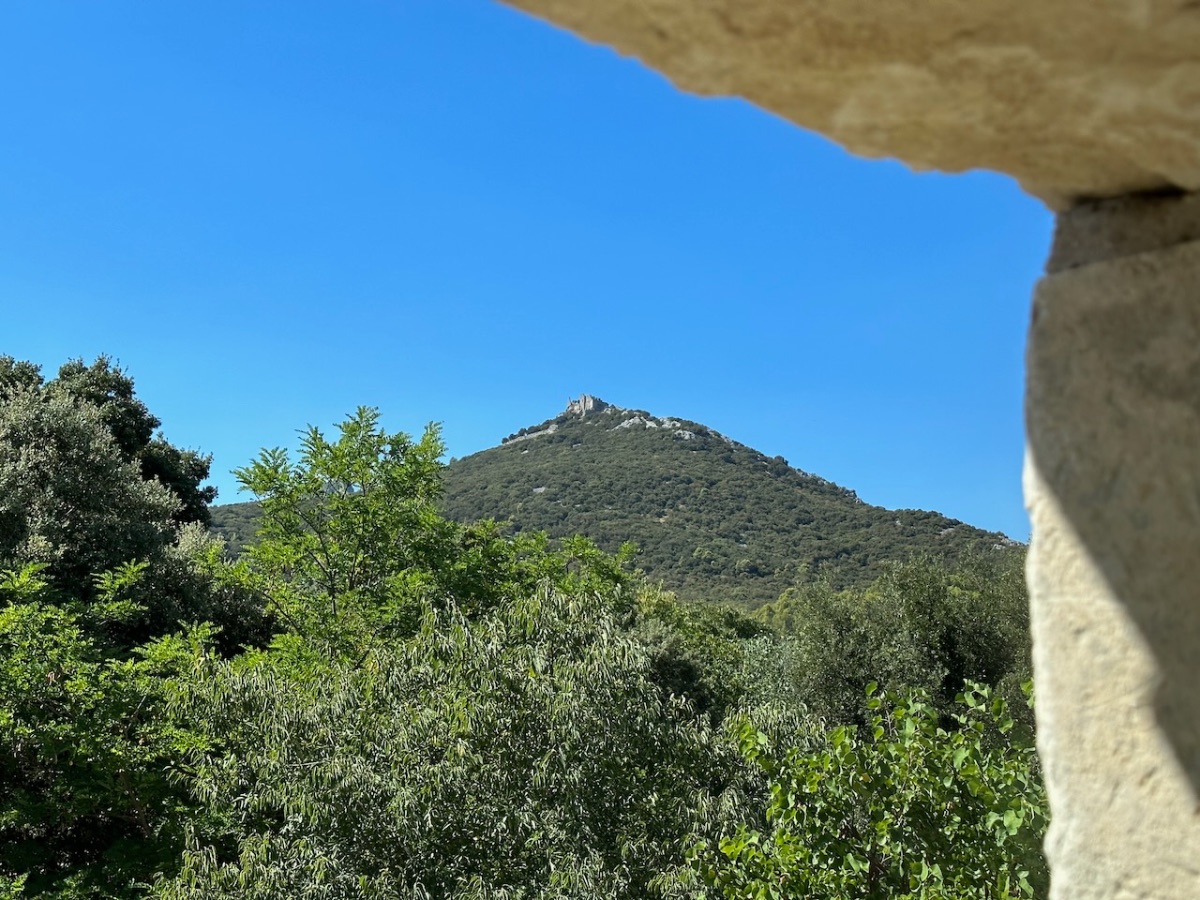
xmin=0 ymin=0 xmax=1053 ymax=539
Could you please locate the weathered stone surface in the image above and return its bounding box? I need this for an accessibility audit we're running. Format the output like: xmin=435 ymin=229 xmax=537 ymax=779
xmin=1048 ymin=191 xmax=1200 ymax=271
xmin=1026 ymin=190 xmax=1200 ymax=899
xmin=502 ymin=0 xmax=1200 ymax=208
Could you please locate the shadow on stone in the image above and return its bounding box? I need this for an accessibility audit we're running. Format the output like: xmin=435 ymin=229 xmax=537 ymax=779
xmin=1026 ymin=191 xmax=1200 ymax=863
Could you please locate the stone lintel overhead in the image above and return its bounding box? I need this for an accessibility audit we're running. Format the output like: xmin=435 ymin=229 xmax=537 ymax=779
xmin=501 ymin=0 xmax=1200 ymax=209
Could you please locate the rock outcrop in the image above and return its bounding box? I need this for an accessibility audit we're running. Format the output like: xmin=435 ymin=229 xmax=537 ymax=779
xmin=566 ymin=394 xmax=609 ymax=416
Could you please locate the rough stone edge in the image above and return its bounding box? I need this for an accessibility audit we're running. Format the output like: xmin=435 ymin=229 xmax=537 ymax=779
xmin=1048 ymin=190 xmax=1200 ymax=272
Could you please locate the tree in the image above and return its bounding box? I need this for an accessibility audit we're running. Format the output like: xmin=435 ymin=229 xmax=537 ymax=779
xmin=231 ymin=407 xmax=632 ymax=661
xmin=759 ymin=552 xmax=1032 ymax=730
xmin=686 ymin=685 xmax=1048 ymax=900
xmin=0 ymin=359 xmax=42 ymax=401
xmin=155 ymin=409 xmax=738 ymax=899
xmin=46 ymin=358 xmax=215 ymax=527
xmin=0 ymin=564 xmax=206 ymax=899
xmin=632 ymin=584 xmax=792 ymax=723
xmin=0 ymin=387 xmax=179 ymax=609
xmin=155 ymin=587 xmax=736 ymax=900
xmin=0 ymin=360 xmax=265 ymax=896
xmin=0 ymin=365 xmax=263 ymax=651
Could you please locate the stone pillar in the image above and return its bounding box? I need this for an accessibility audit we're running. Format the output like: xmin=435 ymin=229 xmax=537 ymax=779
xmin=1026 ymin=190 xmax=1200 ymax=900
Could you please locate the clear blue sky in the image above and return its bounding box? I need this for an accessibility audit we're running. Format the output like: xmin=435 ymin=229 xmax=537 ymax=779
xmin=0 ymin=0 xmax=1053 ymax=540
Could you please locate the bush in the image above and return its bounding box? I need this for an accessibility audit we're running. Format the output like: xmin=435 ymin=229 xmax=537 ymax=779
xmin=686 ymin=685 xmax=1048 ymax=900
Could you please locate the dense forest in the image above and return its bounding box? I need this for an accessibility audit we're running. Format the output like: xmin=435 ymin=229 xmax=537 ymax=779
xmin=214 ymin=397 xmax=1015 ymax=607
xmin=1 ymin=359 xmax=1046 ymax=899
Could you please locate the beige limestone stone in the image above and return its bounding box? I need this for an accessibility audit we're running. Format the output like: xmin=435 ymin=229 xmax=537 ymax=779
xmin=501 ymin=0 xmax=1200 ymax=208
xmin=1026 ymin=191 xmax=1200 ymax=899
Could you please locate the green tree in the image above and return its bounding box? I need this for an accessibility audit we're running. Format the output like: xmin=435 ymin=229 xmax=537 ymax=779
xmin=231 ymin=407 xmax=631 ymax=661
xmin=0 ymin=359 xmax=261 ymax=897
xmin=155 ymin=586 xmax=735 ymax=900
xmin=760 ymin=552 xmax=1031 ymax=730
xmin=686 ymin=686 xmax=1048 ymax=900
xmin=0 ymin=359 xmax=42 ymax=401
xmin=0 ymin=375 xmax=263 ymax=651
xmin=154 ymin=408 xmax=744 ymax=899
xmin=632 ymin=585 xmax=795 ymax=723
xmin=46 ymin=358 xmax=216 ymax=527
xmin=0 ymin=564 xmax=206 ymax=899
xmin=0 ymin=386 xmax=178 ymax=606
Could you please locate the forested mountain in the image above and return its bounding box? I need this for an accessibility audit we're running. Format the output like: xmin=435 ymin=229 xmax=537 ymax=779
xmin=213 ymin=396 xmax=1013 ymax=607
xmin=3 ymin=360 xmax=1046 ymax=899
xmin=439 ymin=396 xmax=1014 ymax=606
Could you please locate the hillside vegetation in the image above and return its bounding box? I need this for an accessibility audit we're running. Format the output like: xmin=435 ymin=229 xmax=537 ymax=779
xmin=4 ymin=363 xmax=1043 ymax=898
xmin=215 ymin=396 xmax=1015 ymax=608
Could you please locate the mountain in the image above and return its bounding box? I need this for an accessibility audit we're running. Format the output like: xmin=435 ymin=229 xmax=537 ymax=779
xmin=439 ymin=396 xmax=1014 ymax=606
xmin=210 ymin=395 xmax=1015 ymax=608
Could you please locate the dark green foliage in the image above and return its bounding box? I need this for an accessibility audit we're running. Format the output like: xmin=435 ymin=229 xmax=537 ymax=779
xmin=0 ymin=360 xmax=42 ymax=401
xmin=0 ymin=388 xmax=178 ymax=608
xmin=0 ymin=565 xmax=205 ymax=899
xmin=0 ymin=358 xmax=259 ymax=897
xmin=202 ymin=501 xmax=259 ymax=557
xmin=0 ymin=358 xmax=262 ymax=651
xmin=632 ymin=586 xmax=786 ymax=722
xmin=230 ymin=408 xmax=632 ymax=661
xmin=157 ymin=409 xmax=740 ymax=899
xmin=759 ymin=550 xmax=1032 ymax=730
xmin=155 ymin=588 xmax=738 ymax=899
xmin=45 ymin=359 xmax=216 ymax=528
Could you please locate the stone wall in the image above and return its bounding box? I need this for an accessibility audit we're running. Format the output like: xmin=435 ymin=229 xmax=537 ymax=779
xmin=1027 ymin=191 xmax=1200 ymax=899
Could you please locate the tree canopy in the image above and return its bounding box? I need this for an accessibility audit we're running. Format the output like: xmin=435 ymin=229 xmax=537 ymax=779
xmin=0 ymin=363 xmax=1047 ymax=899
